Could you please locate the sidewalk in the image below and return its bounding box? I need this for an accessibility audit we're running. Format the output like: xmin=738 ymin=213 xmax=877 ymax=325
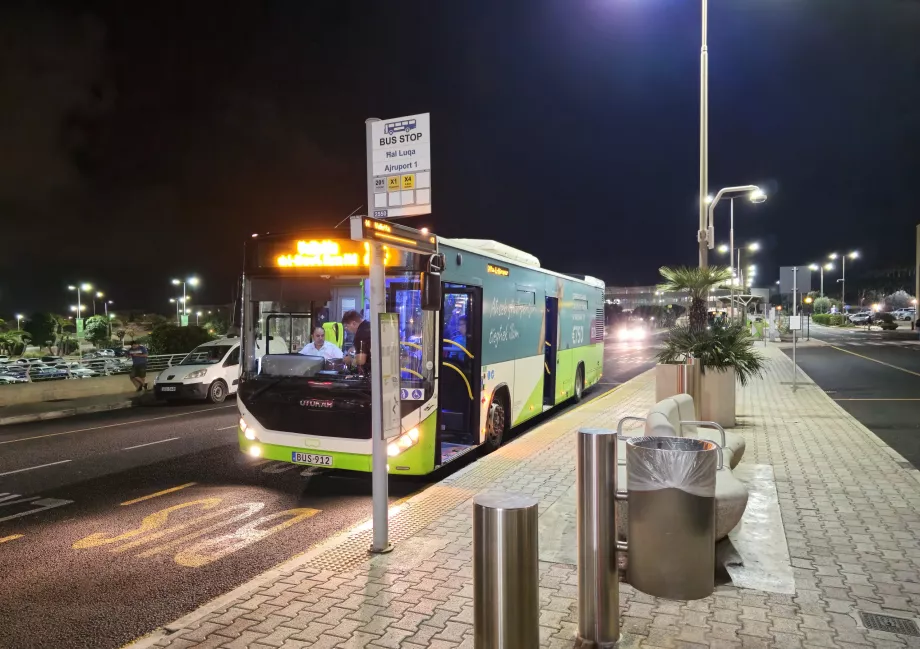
xmin=138 ymin=346 xmax=920 ymax=649
xmin=0 ymin=391 xmax=151 ymax=426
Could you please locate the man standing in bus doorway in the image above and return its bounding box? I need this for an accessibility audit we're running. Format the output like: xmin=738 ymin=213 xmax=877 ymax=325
xmin=300 ymin=325 xmax=344 ymax=361
xmin=127 ymin=340 xmax=148 ymax=392
xmin=343 ymin=310 xmax=371 ymax=370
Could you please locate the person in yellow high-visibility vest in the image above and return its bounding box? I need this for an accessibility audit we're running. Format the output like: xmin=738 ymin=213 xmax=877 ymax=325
xmin=323 ymin=320 xmax=344 ymax=349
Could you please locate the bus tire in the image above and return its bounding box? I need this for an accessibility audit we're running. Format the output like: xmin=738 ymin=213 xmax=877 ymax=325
xmin=207 ymin=379 xmax=228 ymax=404
xmin=485 ymin=390 xmax=508 ymax=451
xmin=573 ymin=364 xmax=586 ymax=403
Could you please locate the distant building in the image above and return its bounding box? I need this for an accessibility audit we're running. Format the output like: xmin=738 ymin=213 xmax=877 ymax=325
xmin=605 ymin=285 xmax=730 ymax=311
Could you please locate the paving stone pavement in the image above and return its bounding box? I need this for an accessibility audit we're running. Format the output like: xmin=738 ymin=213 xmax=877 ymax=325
xmin=145 ymin=344 xmax=920 ymax=648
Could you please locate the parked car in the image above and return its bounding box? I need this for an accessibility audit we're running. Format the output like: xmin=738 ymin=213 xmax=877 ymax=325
xmin=14 ymin=358 xmax=44 ymax=366
xmin=31 ymin=366 xmax=69 ymax=381
xmin=0 ymin=373 xmax=27 ymax=384
xmin=849 ymin=312 xmax=873 ymax=325
xmin=67 ymin=367 xmax=100 ymax=379
xmin=154 ymin=338 xmax=240 ymax=403
xmin=893 ymin=308 xmax=915 ymax=321
xmin=41 ymin=355 xmax=66 ymax=365
xmin=0 ymin=355 xmax=9 ymax=363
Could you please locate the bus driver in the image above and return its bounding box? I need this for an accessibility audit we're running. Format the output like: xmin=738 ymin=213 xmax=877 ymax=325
xmin=299 ymin=325 xmax=344 ymax=361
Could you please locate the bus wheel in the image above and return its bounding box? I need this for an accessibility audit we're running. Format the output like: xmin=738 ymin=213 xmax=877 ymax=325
xmin=207 ymin=380 xmax=228 ymax=404
xmin=573 ymin=365 xmax=585 ymax=403
xmin=485 ymin=394 xmax=507 ymax=451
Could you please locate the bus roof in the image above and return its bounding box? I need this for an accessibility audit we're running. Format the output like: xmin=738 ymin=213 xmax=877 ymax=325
xmin=439 ymin=238 xmax=605 ymax=290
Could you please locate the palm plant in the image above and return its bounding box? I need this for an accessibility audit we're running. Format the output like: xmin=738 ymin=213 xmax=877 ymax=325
xmin=657 ymin=321 xmax=765 ymax=386
xmin=658 ymin=265 xmax=732 ymax=332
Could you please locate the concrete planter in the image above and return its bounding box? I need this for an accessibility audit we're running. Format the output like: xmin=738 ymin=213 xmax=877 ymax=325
xmin=699 ymin=367 xmax=736 ymax=427
xmin=655 ymin=363 xmax=701 ymax=419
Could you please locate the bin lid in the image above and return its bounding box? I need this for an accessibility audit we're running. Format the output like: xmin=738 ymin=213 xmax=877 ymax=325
xmin=626 ymin=436 xmax=716 ymax=452
xmin=626 ymin=436 xmax=717 ymax=497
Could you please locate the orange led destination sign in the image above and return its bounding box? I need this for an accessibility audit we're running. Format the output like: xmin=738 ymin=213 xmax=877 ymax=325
xmin=275 ymin=239 xmax=391 ymax=268
xmin=351 ymin=216 xmax=438 ymax=254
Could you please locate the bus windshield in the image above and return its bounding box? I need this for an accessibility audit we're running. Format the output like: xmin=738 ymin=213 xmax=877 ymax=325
xmin=241 ymin=271 xmax=436 ymax=405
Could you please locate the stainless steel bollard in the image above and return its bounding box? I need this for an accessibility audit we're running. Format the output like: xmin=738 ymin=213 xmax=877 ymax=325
xmin=576 ymin=429 xmax=620 ymax=648
xmin=473 ymin=491 xmax=539 ymax=649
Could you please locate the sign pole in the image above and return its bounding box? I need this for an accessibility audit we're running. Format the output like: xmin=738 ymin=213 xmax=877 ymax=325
xmin=366 ymin=117 xmax=392 ymax=554
xmin=792 ymin=267 xmax=798 ymax=392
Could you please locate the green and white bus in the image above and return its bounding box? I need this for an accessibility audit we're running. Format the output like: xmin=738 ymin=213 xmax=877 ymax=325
xmin=237 ymin=232 xmax=605 ymax=475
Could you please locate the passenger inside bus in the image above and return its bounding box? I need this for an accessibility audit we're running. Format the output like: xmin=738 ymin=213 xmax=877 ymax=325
xmin=444 ymin=316 xmax=468 ymax=361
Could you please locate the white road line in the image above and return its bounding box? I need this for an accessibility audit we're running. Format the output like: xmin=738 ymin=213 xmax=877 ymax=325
xmin=123 ymin=437 xmax=180 ymax=451
xmin=216 ymin=425 xmax=238 ymax=431
xmin=0 ymin=459 xmax=72 ymax=477
xmin=0 ymin=405 xmax=235 ymax=446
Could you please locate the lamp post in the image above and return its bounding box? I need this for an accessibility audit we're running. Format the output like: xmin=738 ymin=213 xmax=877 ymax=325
xmin=719 ymin=241 xmax=759 ymax=320
xmin=829 ymin=252 xmax=858 ymax=310
xmin=68 ymin=283 xmax=92 ymax=336
xmin=706 ymin=187 xmax=766 ymax=316
xmin=698 ymin=0 xmax=709 ymax=267
xmin=808 ymin=263 xmax=834 ymax=298
xmin=104 ymin=300 xmax=113 ymax=338
xmin=196 ymin=311 xmax=202 ymax=325
xmin=169 ymin=298 xmax=181 ymax=325
xmin=15 ymin=314 xmax=23 ymax=330
xmin=172 ymin=277 xmax=199 ymax=326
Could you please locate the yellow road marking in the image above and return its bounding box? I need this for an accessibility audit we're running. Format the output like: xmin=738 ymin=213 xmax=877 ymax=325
xmin=828 ymin=345 xmax=920 ymax=378
xmin=0 ymin=534 xmax=24 ymax=544
xmin=120 ymin=482 xmax=197 ymax=506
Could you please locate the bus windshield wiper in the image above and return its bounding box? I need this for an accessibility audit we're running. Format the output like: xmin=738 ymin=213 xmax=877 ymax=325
xmin=249 ymin=375 xmax=300 ymax=400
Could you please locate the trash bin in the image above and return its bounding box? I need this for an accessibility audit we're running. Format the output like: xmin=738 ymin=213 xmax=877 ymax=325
xmin=625 ymin=436 xmax=718 ymax=600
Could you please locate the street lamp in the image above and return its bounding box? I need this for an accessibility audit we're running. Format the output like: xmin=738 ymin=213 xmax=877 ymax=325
xmin=808 ymin=263 xmax=834 ymax=297
xmin=68 ymin=283 xmax=92 ymax=334
xmin=196 ymin=311 xmax=202 ymax=325
xmin=829 ymin=251 xmax=858 ymax=309
xmin=171 ymin=277 xmax=199 ymax=325
xmin=15 ymin=314 xmax=23 ymax=330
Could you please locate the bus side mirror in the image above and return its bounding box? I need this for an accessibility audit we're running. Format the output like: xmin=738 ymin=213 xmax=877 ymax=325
xmin=421 ymin=254 xmax=444 ymax=311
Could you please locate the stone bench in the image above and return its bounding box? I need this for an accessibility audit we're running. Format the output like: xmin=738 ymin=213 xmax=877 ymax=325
xmin=616 ymin=393 xmax=749 ymax=541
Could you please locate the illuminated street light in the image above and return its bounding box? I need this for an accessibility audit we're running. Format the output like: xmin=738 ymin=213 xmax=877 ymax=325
xmin=67 ymin=283 xmax=92 ymax=333
xmin=829 ymin=251 xmax=859 ymax=308
xmin=717 ymin=243 xmax=729 ymax=254
xmin=15 ymin=314 xmax=24 ymax=330
xmin=171 ymin=277 xmax=200 ymax=325
xmin=748 ymin=242 xmax=761 ymax=252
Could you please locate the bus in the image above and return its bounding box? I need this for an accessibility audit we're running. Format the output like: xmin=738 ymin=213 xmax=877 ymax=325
xmin=237 ymin=231 xmax=605 ymax=475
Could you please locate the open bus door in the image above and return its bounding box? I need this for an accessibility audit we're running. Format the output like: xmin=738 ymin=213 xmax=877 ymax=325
xmin=543 ymin=296 xmax=558 ymax=407
xmin=437 ymin=285 xmax=482 ymax=465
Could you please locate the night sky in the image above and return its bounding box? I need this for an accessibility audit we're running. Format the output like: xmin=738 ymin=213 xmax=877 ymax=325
xmin=1 ymin=0 xmax=918 ymax=314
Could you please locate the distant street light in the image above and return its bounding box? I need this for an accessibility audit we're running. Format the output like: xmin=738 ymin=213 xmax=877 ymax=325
xmin=196 ymin=311 xmax=203 ymax=325
xmin=15 ymin=314 xmax=24 ymax=330
xmin=68 ymin=283 xmax=92 ymax=334
xmin=171 ymin=277 xmax=199 ymax=326
xmin=808 ymin=262 xmax=834 ymax=297
xmin=829 ymin=251 xmax=858 ymax=308
xmin=704 ymin=185 xmax=766 ymax=301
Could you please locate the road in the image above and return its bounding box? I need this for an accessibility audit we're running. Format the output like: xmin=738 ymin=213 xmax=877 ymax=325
xmin=785 ymin=324 xmax=920 ymax=468
xmin=0 ymin=333 xmax=662 ymax=649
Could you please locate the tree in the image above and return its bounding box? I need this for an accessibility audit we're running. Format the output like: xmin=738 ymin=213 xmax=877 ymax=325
xmin=658 ymin=266 xmax=732 ymax=332
xmin=23 ymin=313 xmax=57 ymax=353
xmin=124 ymin=324 xmax=144 ymax=342
xmin=813 ymin=296 xmax=831 ymax=314
xmin=147 ymin=324 xmax=214 ymax=354
xmin=203 ymin=313 xmax=230 ymax=336
xmin=885 ymin=290 xmax=913 ymax=311
xmin=84 ymin=315 xmax=110 ymax=347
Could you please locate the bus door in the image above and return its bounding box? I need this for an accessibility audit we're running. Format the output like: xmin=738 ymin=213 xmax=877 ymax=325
xmin=437 ymin=285 xmax=482 ymax=463
xmin=543 ymin=297 xmax=558 ymax=407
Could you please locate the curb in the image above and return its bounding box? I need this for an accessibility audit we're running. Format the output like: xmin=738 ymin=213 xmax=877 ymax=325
xmin=121 ymin=372 xmax=651 ymax=649
xmin=0 ymin=397 xmax=150 ymax=426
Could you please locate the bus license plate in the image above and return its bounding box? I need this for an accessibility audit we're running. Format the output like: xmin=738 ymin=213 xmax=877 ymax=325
xmin=160 ymin=387 xmax=177 ymax=392
xmin=292 ymin=452 xmax=333 ymax=467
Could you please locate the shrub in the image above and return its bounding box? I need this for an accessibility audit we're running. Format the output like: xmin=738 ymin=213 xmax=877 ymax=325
xmin=657 ymin=321 xmax=766 ymax=386
xmin=812 ymin=313 xmax=831 ymax=325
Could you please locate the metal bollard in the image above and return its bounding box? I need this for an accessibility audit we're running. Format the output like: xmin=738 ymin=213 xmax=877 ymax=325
xmin=473 ymin=491 xmax=539 ymax=649
xmin=576 ymin=429 xmax=620 ymax=648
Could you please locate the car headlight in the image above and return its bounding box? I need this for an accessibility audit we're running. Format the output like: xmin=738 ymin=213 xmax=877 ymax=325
xmin=184 ymin=368 xmax=208 ymax=379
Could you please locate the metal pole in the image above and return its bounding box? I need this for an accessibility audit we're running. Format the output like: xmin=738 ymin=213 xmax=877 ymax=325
xmin=366 ymin=117 xmax=391 ymax=554
xmin=473 ymin=492 xmax=539 ymax=648
xmin=183 ymin=282 xmax=187 ymax=326
xmin=729 ymin=198 xmax=734 ymax=320
xmin=820 ymin=266 xmax=824 ymax=298
xmin=792 ymin=267 xmax=798 ymax=392
xmin=577 ymin=429 xmax=620 ymax=648
xmin=698 ymin=0 xmax=709 ymax=269
xmin=841 ymin=256 xmax=846 ymax=309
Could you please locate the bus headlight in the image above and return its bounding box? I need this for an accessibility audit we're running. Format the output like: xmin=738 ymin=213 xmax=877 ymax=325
xmin=387 ymin=428 xmax=419 ymax=457
xmin=240 ymin=418 xmax=257 ymax=441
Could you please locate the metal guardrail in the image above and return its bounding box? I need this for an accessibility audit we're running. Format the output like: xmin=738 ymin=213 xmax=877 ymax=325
xmin=0 ymin=352 xmax=210 ymax=385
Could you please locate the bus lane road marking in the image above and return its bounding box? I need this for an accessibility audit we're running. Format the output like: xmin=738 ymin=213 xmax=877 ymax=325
xmin=0 ymin=534 xmax=24 ymax=544
xmin=121 ymin=482 xmax=197 ymax=506
xmin=0 ymin=491 xmax=74 ymax=524
xmin=0 ymin=459 xmax=72 ymax=477
xmin=73 ymin=494 xmax=320 ymax=568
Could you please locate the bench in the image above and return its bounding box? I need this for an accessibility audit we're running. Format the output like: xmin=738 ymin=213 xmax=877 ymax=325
xmin=616 ymin=393 xmax=749 ymax=541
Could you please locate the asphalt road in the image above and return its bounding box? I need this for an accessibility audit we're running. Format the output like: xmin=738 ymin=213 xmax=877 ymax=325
xmin=785 ymin=324 xmax=920 ymax=468
xmin=0 ymin=334 xmax=662 ymax=649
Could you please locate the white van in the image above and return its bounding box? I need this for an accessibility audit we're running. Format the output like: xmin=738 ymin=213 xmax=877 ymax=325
xmin=153 ymin=338 xmax=241 ymax=403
